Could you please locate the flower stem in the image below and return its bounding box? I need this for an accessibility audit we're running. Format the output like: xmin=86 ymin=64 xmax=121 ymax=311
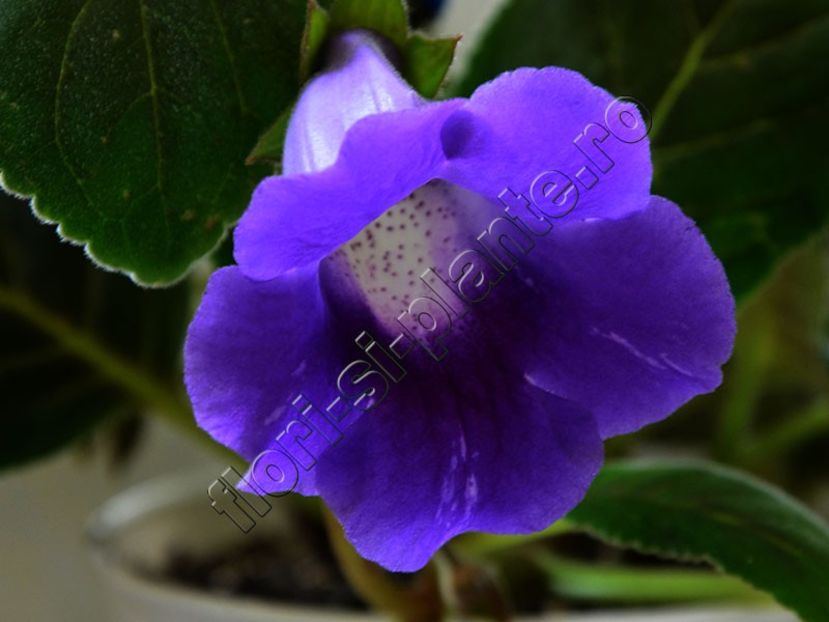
xmin=322 ymin=507 xmax=445 ymax=622
xmin=650 ymin=0 xmax=737 ymax=140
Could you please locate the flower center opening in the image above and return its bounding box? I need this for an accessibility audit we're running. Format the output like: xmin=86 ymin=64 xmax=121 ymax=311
xmin=323 ymin=180 xmax=498 ymax=329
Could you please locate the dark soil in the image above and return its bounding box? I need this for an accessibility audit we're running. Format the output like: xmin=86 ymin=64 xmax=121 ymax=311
xmin=145 ymin=511 xmax=704 ymax=613
xmin=148 ymin=512 xmax=367 ymax=610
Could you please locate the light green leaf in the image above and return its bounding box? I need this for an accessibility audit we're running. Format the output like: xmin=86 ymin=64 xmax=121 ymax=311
xmin=329 ymin=0 xmax=408 ymax=47
xmin=246 ymin=105 xmax=294 ymax=168
xmin=403 ymin=32 xmax=460 ymax=99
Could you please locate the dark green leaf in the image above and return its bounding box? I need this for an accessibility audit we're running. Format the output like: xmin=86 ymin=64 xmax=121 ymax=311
xmin=454 ymin=0 xmax=829 ymax=299
xmin=0 ymin=0 xmax=307 ymax=285
xmin=0 ymin=191 xmax=191 ymax=469
xmin=568 ymin=461 xmax=829 ymax=622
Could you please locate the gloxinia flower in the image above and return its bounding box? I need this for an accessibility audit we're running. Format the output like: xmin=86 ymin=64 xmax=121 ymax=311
xmin=185 ymin=31 xmax=735 ymax=571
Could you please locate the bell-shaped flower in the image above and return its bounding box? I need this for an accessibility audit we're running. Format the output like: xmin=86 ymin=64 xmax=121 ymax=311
xmin=185 ymin=31 xmax=735 ymax=571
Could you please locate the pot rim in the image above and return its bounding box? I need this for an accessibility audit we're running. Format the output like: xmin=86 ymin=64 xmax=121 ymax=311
xmin=85 ymin=470 xmax=793 ymax=622
xmin=85 ymin=469 xmax=381 ymax=620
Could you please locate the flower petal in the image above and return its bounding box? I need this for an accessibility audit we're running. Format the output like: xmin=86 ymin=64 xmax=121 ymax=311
xmin=283 ymin=31 xmax=421 ymax=175
xmin=521 ymin=196 xmax=736 ymax=438
xmin=184 ymin=266 xmax=354 ymax=493
xmin=443 ymin=67 xmax=653 ymax=220
xmin=315 ymin=370 xmax=602 ymax=572
xmin=235 ymin=100 xmax=463 ymax=280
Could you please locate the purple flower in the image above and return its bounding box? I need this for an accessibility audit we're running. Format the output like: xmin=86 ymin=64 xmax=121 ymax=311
xmin=185 ymin=31 xmax=735 ymax=571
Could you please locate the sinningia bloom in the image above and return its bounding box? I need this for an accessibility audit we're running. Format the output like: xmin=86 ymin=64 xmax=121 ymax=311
xmin=185 ymin=31 xmax=735 ymax=571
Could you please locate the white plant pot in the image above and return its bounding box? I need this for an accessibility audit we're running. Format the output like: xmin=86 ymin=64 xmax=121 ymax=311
xmin=86 ymin=471 xmax=796 ymax=622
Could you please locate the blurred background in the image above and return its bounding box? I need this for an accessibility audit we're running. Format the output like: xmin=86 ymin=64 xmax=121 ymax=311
xmin=0 ymin=2 xmax=504 ymax=620
xmin=1 ymin=0 xmax=827 ymax=619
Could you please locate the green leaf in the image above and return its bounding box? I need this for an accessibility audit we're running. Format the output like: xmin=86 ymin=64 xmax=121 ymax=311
xmin=246 ymin=105 xmax=294 ymax=168
xmin=298 ymin=0 xmax=458 ymax=98
xmin=299 ymin=0 xmax=332 ymax=82
xmin=534 ymin=554 xmax=766 ymax=605
xmin=0 ymin=0 xmax=308 ymax=285
xmin=0 ymin=190 xmax=191 ymax=469
xmin=454 ymin=0 xmax=829 ymax=299
xmin=402 ymin=33 xmax=460 ymax=99
xmin=329 ymin=0 xmax=408 ymax=47
xmin=567 ymin=461 xmax=829 ymax=622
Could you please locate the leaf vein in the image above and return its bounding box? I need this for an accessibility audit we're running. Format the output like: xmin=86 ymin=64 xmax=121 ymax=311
xmin=54 ymin=0 xmax=104 ymax=218
xmin=138 ymin=0 xmax=171 ymax=256
xmin=208 ymin=0 xmax=248 ymax=115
